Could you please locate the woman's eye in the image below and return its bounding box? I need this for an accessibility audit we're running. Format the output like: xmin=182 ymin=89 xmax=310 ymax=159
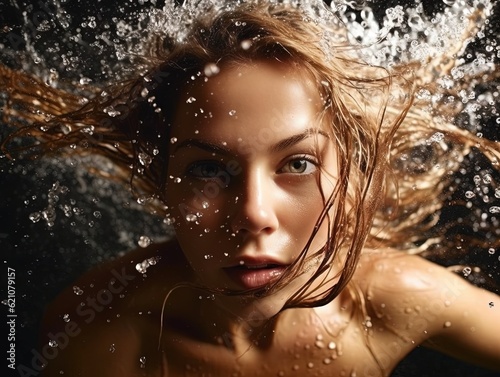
xmin=187 ymin=161 xmax=225 ymax=179
xmin=280 ymin=157 xmax=317 ymax=174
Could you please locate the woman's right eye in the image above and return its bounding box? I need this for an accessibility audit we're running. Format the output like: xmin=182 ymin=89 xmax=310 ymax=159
xmin=187 ymin=161 xmax=225 ymax=179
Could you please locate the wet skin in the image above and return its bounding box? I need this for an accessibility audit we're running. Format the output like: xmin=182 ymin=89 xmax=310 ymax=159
xmin=39 ymin=61 xmax=500 ymax=376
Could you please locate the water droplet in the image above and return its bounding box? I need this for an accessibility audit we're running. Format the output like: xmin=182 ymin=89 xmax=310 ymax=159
xmin=138 ymin=152 xmax=152 ymax=167
xmin=328 ymin=341 xmax=336 ymax=350
xmin=135 ymin=256 xmax=160 ymax=274
xmin=443 ymin=321 xmax=452 ymax=328
xmin=307 ymin=362 xmax=314 ymax=369
xmin=48 ymin=340 xmax=58 ymax=348
xmin=164 ymin=216 xmax=175 ymax=225
xmin=464 ymin=191 xmax=475 ymax=199
xmin=73 ymin=286 xmax=83 ymax=296
xmin=228 ymin=110 xmax=236 ymax=116
xmin=139 ymin=356 xmax=146 ymax=368
xmin=462 ymin=266 xmax=472 ymax=277
xmin=173 ymin=177 xmax=182 ymax=183
xmin=185 ymin=214 xmax=198 ymax=222
xmin=204 ymin=62 xmax=220 ymax=77
xmin=170 ymin=137 xmax=178 ymax=144
xmin=29 ymin=212 xmax=42 ymax=223
xmin=204 ymin=254 xmax=213 ymax=260
xmin=63 ymin=314 xmax=70 ymax=323
xmin=93 ymin=211 xmax=102 ymax=219
xmin=109 ymin=344 xmax=116 ymax=353
xmin=488 ymin=248 xmax=495 ymax=255
xmin=489 ymin=206 xmax=500 ymax=214
xmin=103 ymin=106 xmax=121 ymax=117
xmin=240 ymin=39 xmax=252 ymax=50
xmin=186 ymin=97 xmax=196 ymax=104
xmin=138 ymin=235 xmax=152 ymax=248
xmin=489 ymin=302 xmax=495 ymax=308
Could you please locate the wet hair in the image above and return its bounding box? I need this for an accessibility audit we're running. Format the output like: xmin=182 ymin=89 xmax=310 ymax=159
xmin=1 ymin=2 xmax=499 ymax=310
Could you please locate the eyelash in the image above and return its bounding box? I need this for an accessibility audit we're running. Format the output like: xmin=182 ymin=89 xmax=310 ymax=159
xmin=186 ymin=160 xmax=226 ymax=180
xmin=185 ymin=154 xmax=319 ymax=180
xmin=279 ymin=155 xmax=319 ymax=175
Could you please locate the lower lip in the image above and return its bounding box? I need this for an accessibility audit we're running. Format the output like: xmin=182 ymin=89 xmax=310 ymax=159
xmin=224 ymin=266 xmax=286 ymax=289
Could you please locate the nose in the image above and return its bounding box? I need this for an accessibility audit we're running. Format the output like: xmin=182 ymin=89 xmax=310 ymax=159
xmin=230 ymin=167 xmax=279 ymax=235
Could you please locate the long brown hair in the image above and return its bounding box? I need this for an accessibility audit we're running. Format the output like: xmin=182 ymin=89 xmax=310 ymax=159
xmin=1 ymin=1 xmax=499 ymax=309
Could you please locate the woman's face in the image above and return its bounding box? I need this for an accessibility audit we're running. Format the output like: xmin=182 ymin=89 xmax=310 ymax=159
xmin=166 ymin=60 xmax=339 ymax=318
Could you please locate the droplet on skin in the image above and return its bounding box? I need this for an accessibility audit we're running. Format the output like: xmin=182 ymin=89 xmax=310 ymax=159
xmin=307 ymin=362 xmax=314 ymax=369
xmin=63 ymin=314 xmax=70 ymax=323
xmin=186 ymin=97 xmax=196 ymax=104
xmin=185 ymin=214 xmax=198 ymax=222
xmin=48 ymin=340 xmax=58 ymax=348
xmin=228 ymin=110 xmax=236 ymax=116
xmin=328 ymin=341 xmax=336 ymax=350
xmin=489 ymin=302 xmax=494 ymax=308
xmin=73 ymin=286 xmax=83 ymax=296
xmin=109 ymin=344 xmax=116 ymax=353
xmin=170 ymin=137 xmax=178 ymax=144
xmin=315 ymin=340 xmax=325 ymax=348
xmin=443 ymin=321 xmax=452 ymax=328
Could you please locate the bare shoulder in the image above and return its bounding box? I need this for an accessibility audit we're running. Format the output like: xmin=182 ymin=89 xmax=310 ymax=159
xmin=354 ymin=250 xmax=500 ymax=371
xmin=38 ymin=239 xmax=188 ymax=376
xmin=42 ymin=239 xmax=185 ymax=322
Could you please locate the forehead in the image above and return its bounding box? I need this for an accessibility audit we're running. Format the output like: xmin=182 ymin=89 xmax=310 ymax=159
xmin=171 ymin=60 xmax=325 ymax=141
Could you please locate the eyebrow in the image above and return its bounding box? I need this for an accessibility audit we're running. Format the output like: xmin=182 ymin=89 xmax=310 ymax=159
xmin=174 ymin=128 xmax=329 ymax=155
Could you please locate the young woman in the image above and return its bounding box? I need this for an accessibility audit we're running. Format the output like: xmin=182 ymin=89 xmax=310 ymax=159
xmin=2 ymin=1 xmax=500 ymax=376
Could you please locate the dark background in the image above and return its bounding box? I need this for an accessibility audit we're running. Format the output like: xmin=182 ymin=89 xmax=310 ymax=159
xmin=1 ymin=0 xmax=499 ymax=376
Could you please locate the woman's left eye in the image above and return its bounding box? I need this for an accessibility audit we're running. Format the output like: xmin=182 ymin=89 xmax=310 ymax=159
xmin=280 ymin=157 xmax=318 ymax=174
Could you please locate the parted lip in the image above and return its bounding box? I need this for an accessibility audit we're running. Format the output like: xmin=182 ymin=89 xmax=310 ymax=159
xmin=223 ymin=256 xmax=289 ymax=289
xmin=224 ymin=255 xmax=289 ymax=269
